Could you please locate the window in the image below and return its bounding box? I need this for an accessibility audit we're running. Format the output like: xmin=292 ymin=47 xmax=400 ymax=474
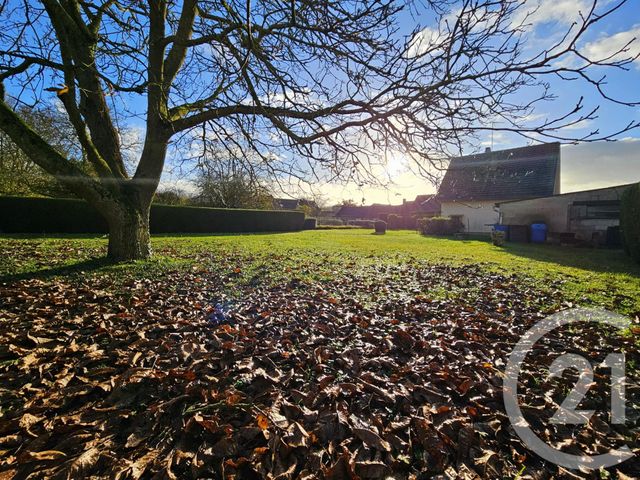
xmin=572 ymin=200 xmax=620 ymax=220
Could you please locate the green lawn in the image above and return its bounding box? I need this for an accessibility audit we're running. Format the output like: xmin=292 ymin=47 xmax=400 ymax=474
xmin=1 ymin=229 xmax=639 ymax=316
xmin=2 ymin=230 xmax=639 ymax=479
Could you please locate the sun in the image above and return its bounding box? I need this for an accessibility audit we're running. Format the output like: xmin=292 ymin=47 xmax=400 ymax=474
xmin=385 ymin=152 xmax=408 ymax=179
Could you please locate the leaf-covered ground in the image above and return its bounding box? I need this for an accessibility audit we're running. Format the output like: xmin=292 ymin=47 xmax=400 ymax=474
xmin=0 ymin=234 xmax=639 ymax=479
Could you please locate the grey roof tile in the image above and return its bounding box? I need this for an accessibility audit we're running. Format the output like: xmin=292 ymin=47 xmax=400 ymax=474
xmin=437 ymin=143 xmax=560 ymax=201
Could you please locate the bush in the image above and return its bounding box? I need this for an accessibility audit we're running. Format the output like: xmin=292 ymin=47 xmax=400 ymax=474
xmin=374 ymin=220 xmax=387 ymax=234
xmin=386 ymin=214 xmax=417 ymax=229
xmin=317 ymin=217 xmax=344 ymax=226
xmin=348 ymin=220 xmax=374 ymax=228
xmin=0 ymin=196 xmax=305 ymax=234
xmin=418 ymin=216 xmax=464 ymax=236
xmin=620 ymin=183 xmax=640 ymax=262
xmin=386 ymin=214 xmax=400 ymax=229
xmin=303 ymin=218 xmax=317 ymax=230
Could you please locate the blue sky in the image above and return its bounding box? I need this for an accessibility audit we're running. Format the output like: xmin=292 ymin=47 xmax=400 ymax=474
xmin=162 ymin=0 xmax=640 ymax=204
xmin=3 ymin=0 xmax=639 ymax=204
xmin=307 ymin=0 xmax=640 ymax=204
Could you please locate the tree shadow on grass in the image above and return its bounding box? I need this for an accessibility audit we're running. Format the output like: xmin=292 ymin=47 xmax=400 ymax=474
xmin=498 ymin=242 xmax=640 ymax=277
xmin=0 ymin=256 xmax=114 ymax=283
xmin=425 ymin=235 xmax=640 ymax=277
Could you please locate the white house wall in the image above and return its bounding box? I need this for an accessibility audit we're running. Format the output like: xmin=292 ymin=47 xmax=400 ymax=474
xmin=440 ymin=201 xmax=500 ymax=233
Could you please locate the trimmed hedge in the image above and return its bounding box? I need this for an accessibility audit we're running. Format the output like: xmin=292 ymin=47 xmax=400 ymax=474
xmin=317 ymin=217 xmax=344 ymax=226
xmin=418 ymin=216 xmax=464 ymax=236
xmin=386 ymin=214 xmax=416 ymax=230
xmin=0 ymin=197 xmax=107 ymax=233
xmin=620 ymin=183 xmax=640 ymax=263
xmin=303 ymin=218 xmax=317 ymax=230
xmin=347 ymin=220 xmax=374 ymax=228
xmin=0 ymin=196 xmax=305 ymax=234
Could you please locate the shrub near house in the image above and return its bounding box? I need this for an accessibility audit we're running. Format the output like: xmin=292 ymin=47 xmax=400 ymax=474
xmin=386 ymin=214 xmax=417 ymax=230
xmin=418 ymin=216 xmax=464 ymax=236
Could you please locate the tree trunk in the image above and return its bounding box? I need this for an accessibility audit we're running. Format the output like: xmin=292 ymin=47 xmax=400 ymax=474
xmin=106 ymin=202 xmax=152 ymax=261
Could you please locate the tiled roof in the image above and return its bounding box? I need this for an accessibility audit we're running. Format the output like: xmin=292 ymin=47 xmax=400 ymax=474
xmin=335 ymin=194 xmax=441 ymax=218
xmin=336 ymin=204 xmax=401 ymax=219
xmin=274 ymin=198 xmax=300 ymax=210
xmin=419 ymin=195 xmax=441 ymax=213
xmin=437 ymin=143 xmax=560 ymax=201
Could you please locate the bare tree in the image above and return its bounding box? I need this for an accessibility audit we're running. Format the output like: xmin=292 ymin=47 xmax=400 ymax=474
xmin=0 ymin=102 xmax=81 ymax=196
xmin=195 ymin=168 xmax=273 ymax=209
xmin=0 ymin=0 xmax=637 ymax=260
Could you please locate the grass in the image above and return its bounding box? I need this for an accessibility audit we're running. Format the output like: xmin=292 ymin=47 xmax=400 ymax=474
xmin=1 ymin=229 xmax=639 ymax=315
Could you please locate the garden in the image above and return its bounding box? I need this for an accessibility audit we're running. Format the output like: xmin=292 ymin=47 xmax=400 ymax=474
xmin=1 ymin=231 xmax=638 ymax=479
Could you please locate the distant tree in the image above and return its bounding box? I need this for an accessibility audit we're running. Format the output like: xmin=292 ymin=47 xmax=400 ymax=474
xmin=297 ymin=202 xmax=317 ymax=218
xmin=152 ymin=188 xmax=191 ymax=206
xmin=309 ymin=192 xmax=329 ymax=213
xmin=195 ymin=171 xmax=273 ymax=210
xmin=0 ymin=0 xmax=637 ymax=259
xmin=0 ymin=104 xmax=80 ymax=197
xmin=191 ymin=144 xmax=274 ymax=209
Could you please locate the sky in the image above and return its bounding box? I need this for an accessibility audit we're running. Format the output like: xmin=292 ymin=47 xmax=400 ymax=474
xmin=312 ymin=137 xmax=640 ymax=206
xmin=293 ymin=0 xmax=640 ymax=205
xmin=3 ymin=0 xmax=639 ymax=205
xmin=162 ymin=0 xmax=640 ymax=205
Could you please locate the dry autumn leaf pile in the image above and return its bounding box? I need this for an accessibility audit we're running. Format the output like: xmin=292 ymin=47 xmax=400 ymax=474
xmin=0 ymin=247 xmax=638 ymax=479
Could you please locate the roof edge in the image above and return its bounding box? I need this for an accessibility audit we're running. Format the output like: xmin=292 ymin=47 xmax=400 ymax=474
xmin=495 ymin=182 xmax=636 ymax=205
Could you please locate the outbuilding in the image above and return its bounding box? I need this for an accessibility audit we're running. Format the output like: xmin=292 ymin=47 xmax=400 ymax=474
xmin=498 ymin=183 xmax=633 ymax=245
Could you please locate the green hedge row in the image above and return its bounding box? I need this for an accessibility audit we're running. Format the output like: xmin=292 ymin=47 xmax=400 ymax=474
xmin=302 ymin=218 xmax=317 ymax=230
xmin=620 ymin=183 xmax=640 ymax=263
xmin=385 ymin=214 xmax=417 ymax=230
xmin=417 ymin=216 xmax=464 ymax=236
xmin=0 ymin=196 xmax=305 ymax=234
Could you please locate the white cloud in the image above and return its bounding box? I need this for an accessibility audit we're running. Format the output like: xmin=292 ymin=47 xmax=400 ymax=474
xmin=560 ymin=119 xmax=594 ymax=131
xmin=511 ymin=0 xmax=594 ymax=29
xmin=521 ymin=113 xmax=548 ymax=123
xmin=581 ymin=25 xmax=640 ymax=67
xmin=158 ymin=176 xmax=198 ymax=195
xmin=407 ymin=26 xmax=446 ymax=58
xmin=480 ymin=131 xmax=511 ymax=147
xmin=118 ymin=125 xmax=145 ymax=173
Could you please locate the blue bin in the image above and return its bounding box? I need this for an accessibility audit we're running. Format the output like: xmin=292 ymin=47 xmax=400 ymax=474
xmin=530 ymin=223 xmax=548 ymax=244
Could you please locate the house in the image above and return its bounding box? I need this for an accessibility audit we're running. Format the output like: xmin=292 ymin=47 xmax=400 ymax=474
xmin=335 ymin=194 xmax=440 ymax=222
xmin=498 ymin=183 xmax=632 ymax=246
xmin=401 ymin=194 xmax=441 ymax=216
xmin=274 ymin=198 xmax=320 ymax=215
xmin=335 ymin=203 xmax=401 ymax=221
xmin=437 ymin=143 xmax=560 ymax=233
xmin=274 ymin=198 xmax=301 ymax=210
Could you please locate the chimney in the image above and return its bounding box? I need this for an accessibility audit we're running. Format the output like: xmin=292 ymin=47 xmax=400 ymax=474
xmin=485 ymin=147 xmax=491 ymax=153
